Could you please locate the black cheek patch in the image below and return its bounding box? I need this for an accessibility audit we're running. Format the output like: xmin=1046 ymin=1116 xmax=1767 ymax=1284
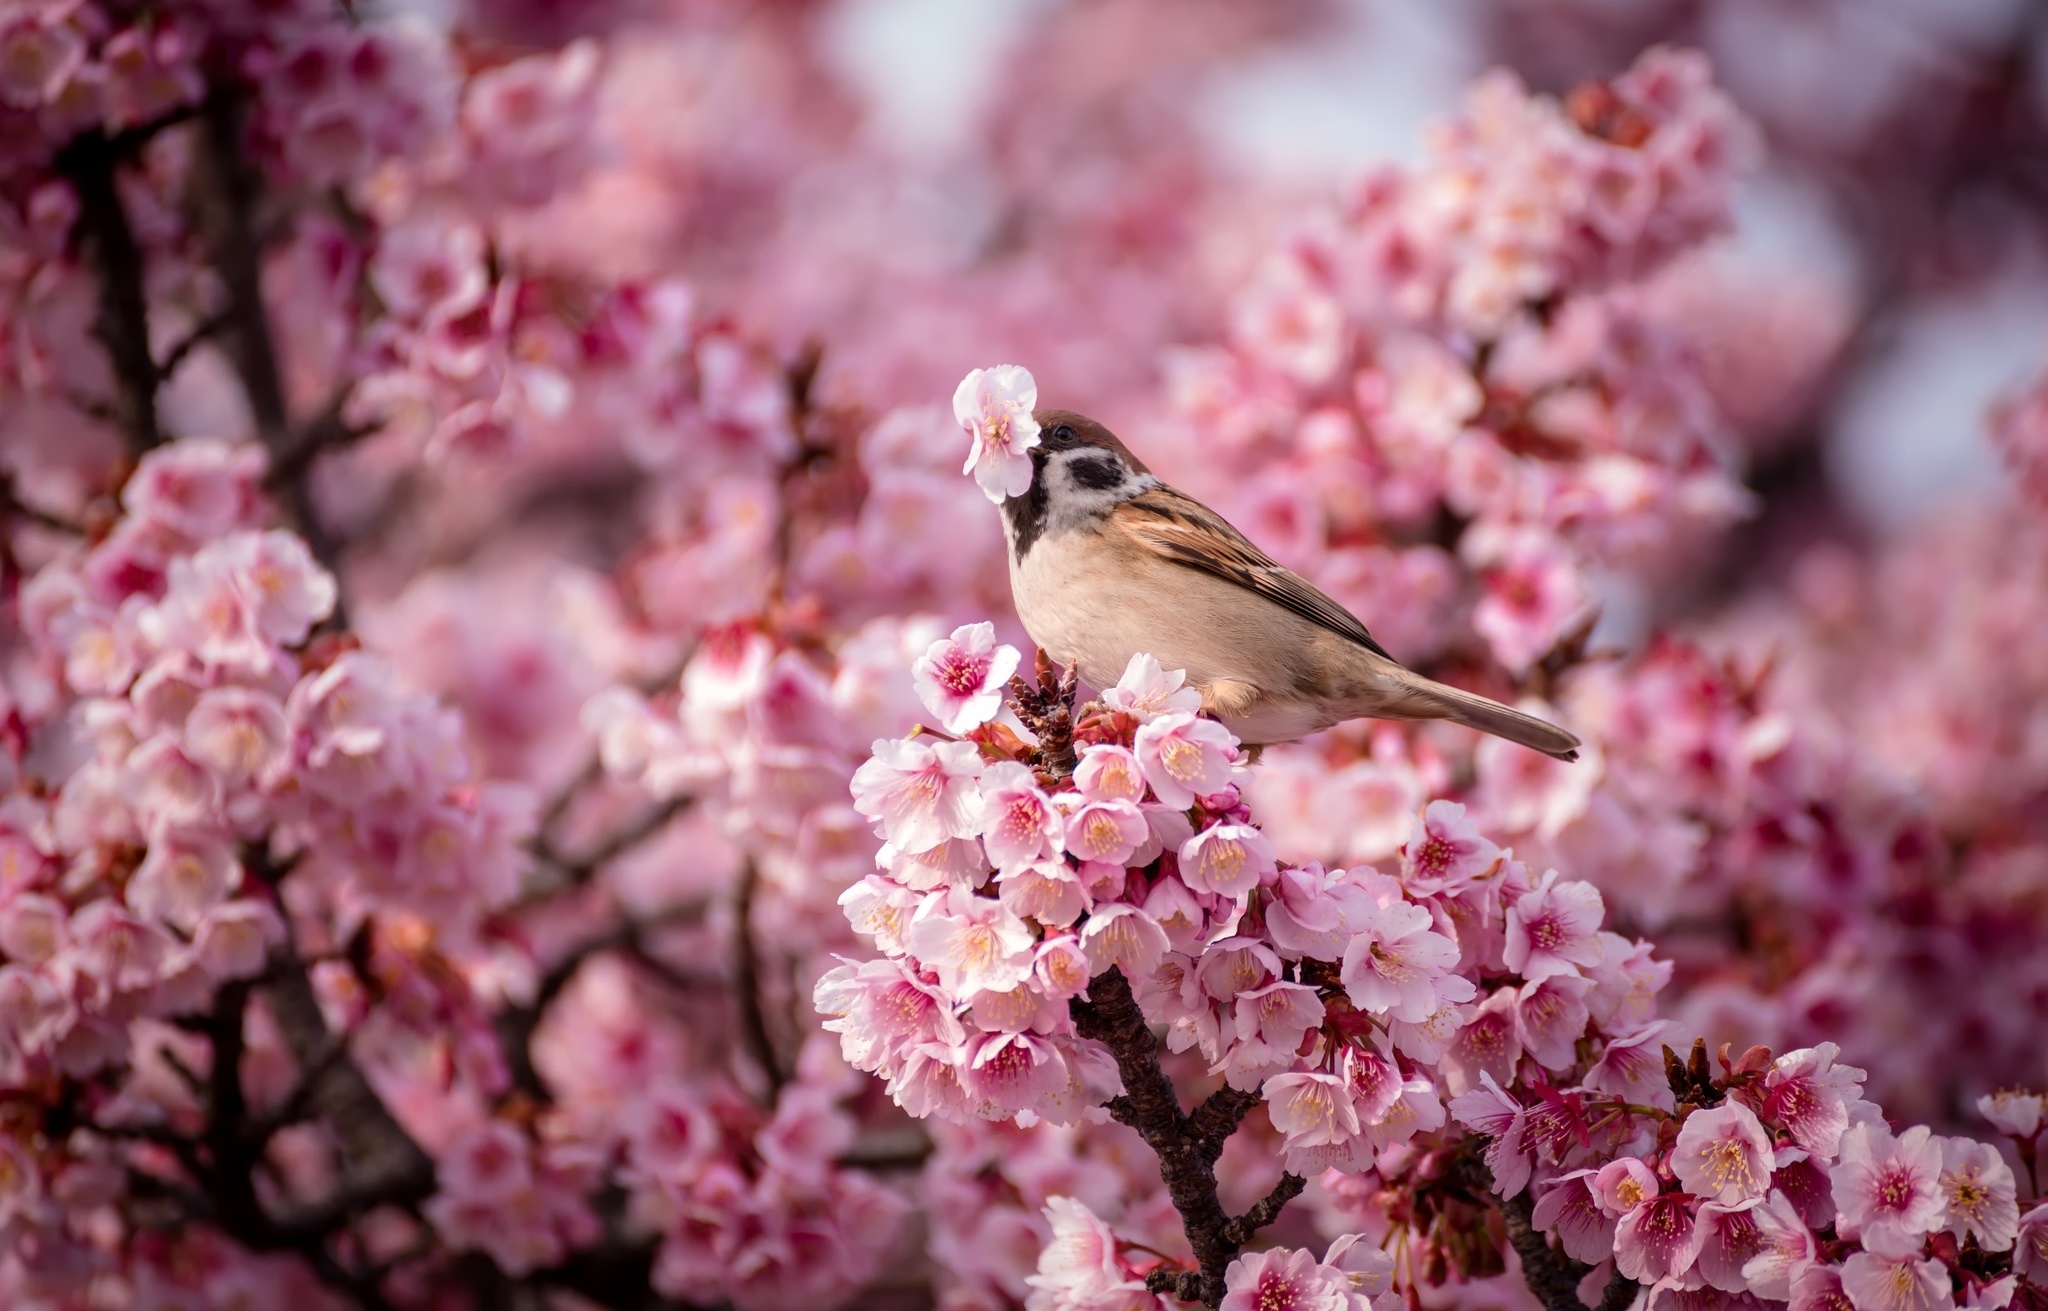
xmin=1004 ymin=464 xmax=1051 ymax=562
xmin=1068 ymin=455 xmax=1125 ymax=491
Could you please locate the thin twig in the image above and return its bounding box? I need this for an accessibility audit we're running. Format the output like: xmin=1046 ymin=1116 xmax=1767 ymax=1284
xmin=154 ymin=305 xmax=235 ymax=381
xmin=56 ymin=128 xmax=161 ymax=454
xmin=732 ymin=859 xmax=787 ymax=1100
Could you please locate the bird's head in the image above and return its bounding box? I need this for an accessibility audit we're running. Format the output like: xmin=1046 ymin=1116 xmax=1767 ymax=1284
xmin=999 ymin=409 xmax=1157 ymax=558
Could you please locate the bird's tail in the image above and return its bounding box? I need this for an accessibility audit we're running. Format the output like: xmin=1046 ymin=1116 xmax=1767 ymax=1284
xmin=1384 ymin=673 xmax=1582 ymax=762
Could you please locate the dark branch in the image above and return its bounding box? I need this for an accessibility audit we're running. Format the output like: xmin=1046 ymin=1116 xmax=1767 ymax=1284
xmin=1499 ymin=1186 xmax=1637 ymax=1311
xmin=733 ymin=859 xmax=787 ymax=1099
xmin=1071 ymin=969 xmax=1287 ymax=1306
xmin=1222 ymin=1173 xmax=1305 ymax=1249
xmin=57 ymin=128 xmax=162 ymax=454
xmin=155 ymin=305 xmax=235 ymax=381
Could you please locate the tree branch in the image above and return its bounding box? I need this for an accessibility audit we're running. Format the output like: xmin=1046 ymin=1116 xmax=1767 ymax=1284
xmin=1071 ymin=969 xmax=1287 ymax=1306
xmin=1499 ymin=1187 xmax=1637 ymax=1311
xmin=733 ymin=859 xmax=787 ymax=1100
xmin=56 ymin=128 xmax=162 ymax=455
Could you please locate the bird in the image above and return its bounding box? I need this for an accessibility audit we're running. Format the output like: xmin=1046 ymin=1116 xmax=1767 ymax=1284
xmin=996 ymin=408 xmax=1582 ymax=760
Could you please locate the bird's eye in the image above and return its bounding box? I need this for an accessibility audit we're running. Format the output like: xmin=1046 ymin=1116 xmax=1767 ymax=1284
xmin=1050 ymin=424 xmax=1076 ymax=445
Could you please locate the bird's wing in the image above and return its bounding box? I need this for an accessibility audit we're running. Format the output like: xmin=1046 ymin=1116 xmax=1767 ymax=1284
xmin=1119 ymin=483 xmax=1400 ymax=664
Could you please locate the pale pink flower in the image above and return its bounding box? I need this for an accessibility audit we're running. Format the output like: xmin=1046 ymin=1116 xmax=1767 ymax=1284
xmin=814 ymin=958 xmax=964 ymax=1072
xmin=850 ymin=737 xmax=985 ymax=853
xmin=913 ymin=623 xmax=1021 ymax=735
xmin=1565 ymin=1015 xmax=1651 ymax=1097
xmin=146 ymin=551 xmax=272 ymax=671
xmin=1793 ymin=1265 xmax=1858 ymax=1311
xmin=191 ymin=902 xmax=283 ymax=980
xmin=120 ymin=440 xmax=262 ymax=542
xmin=1841 ymin=1250 xmax=1953 ymax=1311
xmin=1937 ymin=1137 xmax=2017 ymax=1251
xmin=1340 ymin=899 xmax=1470 ymax=1022
xmin=1513 ymin=974 xmax=1592 ymax=1071
xmin=1503 ymin=870 xmax=1605 ymax=983
xmin=125 ymin=736 xmax=222 ymax=830
xmin=1339 ymin=1045 xmax=1404 ymax=1125
xmin=1177 ymin=824 xmax=1275 ymax=899
xmin=1264 ymin=863 xmax=1378 ymax=963
xmin=837 ymin=875 xmax=926 ymax=953
xmin=977 ymin=762 xmax=1063 ymax=871
xmin=883 ymin=837 xmax=991 ymax=893
xmin=1218 ymin=1247 xmax=1350 ymax=1311
xmin=1448 ymin=1074 xmax=1530 ymax=1197
xmin=1062 ymin=797 xmax=1149 ymax=867
xmin=2015 ymin=1203 xmax=2048 ymax=1283
xmin=1079 ymin=905 xmax=1170 ymax=980
xmin=961 ymin=1029 xmax=1070 ymax=1114
xmin=183 ymin=687 xmax=290 ymax=790
xmin=1742 ymin=1190 xmax=1818 ymax=1300
xmin=954 ymin=365 xmax=1043 ymax=504
xmin=1575 ymin=927 xmax=1664 ymax=1021
xmin=1437 ymin=990 xmax=1522 ymax=1098
xmin=212 ymin=531 xmax=336 ymax=645
xmin=1026 ymin=1196 xmax=1143 ymax=1311
xmin=1223 ymin=982 xmax=1324 ymax=1090
xmin=999 ymin=861 xmax=1088 ymax=927
xmin=1613 ymin=1192 xmax=1702 ymax=1284
xmin=1532 ymin=1170 xmax=1613 ymax=1264
xmin=1101 ymin=653 xmax=1203 ymax=721
xmin=1764 ymin=1043 xmax=1868 ymax=1160
xmin=1034 ymin=938 xmax=1093 ymax=1000
xmin=1963 ymin=1277 xmax=2017 ymax=1311
xmin=1833 ymin=1123 xmax=1946 ymax=1254
xmin=1131 ymin=712 xmax=1237 ymax=809
xmin=1594 ymin=1158 xmax=1661 ymax=1218
xmin=1673 ymin=1103 xmax=1775 ymax=1206
xmin=0 ymin=895 xmax=69 ymax=967
xmin=370 ymin=217 xmax=489 ymax=321
xmin=126 ymin=831 xmax=242 ymax=933
xmin=1324 ymin=1235 xmax=1395 ymax=1299
xmin=1401 ymin=801 xmax=1499 ymax=893
xmin=1695 ymin=1200 xmax=1766 ymax=1293
xmin=1073 ymin=745 xmax=1147 ymax=803
xmin=905 ymin=888 xmax=1036 ymax=996
xmin=1264 ymin=1072 xmax=1362 ymax=1149
xmin=1977 ymin=1090 xmax=2044 ymax=1140
xmin=1466 ymin=526 xmax=1589 ymax=675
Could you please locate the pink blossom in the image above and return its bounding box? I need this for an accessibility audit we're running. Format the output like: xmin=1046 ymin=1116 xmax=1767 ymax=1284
xmin=1264 ymin=1071 xmax=1362 ymax=1150
xmin=1466 ymin=527 xmax=1590 ymax=676
xmin=1101 ymin=654 xmax=1204 ymax=723
xmin=1513 ymin=974 xmax=1592 ymax=1071
xmin=212 ymin=531 xmax=337 ymax=645
xmin=1977 ymin=1090 xmax=2044 ymax=1140
xmin=1401 ymin=801 xmax=1500 ymax=894
xmin=1340 ymin=899 xmax=1470 ymax=1022
xmin=1131 ymin=712 xmax=1237 ymax=809
xmin=905 ymin=888 xmax=1036 ymax=996
xmin=1532 ymin=1170 xmax=1614 ymax=1265
xmin=954 ymin=365 xmax=1043 ymax=503
xmin=1936 ymin=1137 xmax=2018 ymax=1251
xmin=191 ymin=902 xmax=285 ymax=981
xmin=1695 ymin=1200 xmax=1766 ymax=1293
xmin=850 ymin=737 xmax=985 ymax=853
xmin=978 ymin=762 xmax=1064 ymax=871
xmin=183 ymin=687 xmax=291 ymax=790
xmin=1503 ymin=870 xmax=1605 ymax=983
xmin=1026 ymin=1196 xmax=1144 ymax=1311
xmin=1841 ymin=1250 xmax=1954 ymax=1311
xmin=999 ymin=861 xmax=1088 ymax=927
xmin=2016 ymin=1203 xmax=2048 ymax=1283
xmin=962 ymin=1030 xmax=1071 ymax=1115
xmin=1223 ymin=982 xmax=1324 ymax=1090
xmin=1062 ymin=797 xmax=1149 ymax=867
xmin=126 ymin=831 xmax=242 ymax=933
xmin=120 ymin=440 xmax=263 ymax=542
xmin=1794 ymin=1266 xmax=1860 ymax=1311
xmin=1218 ymin=1247 xmax=1350 ymax=1311
xmin=1584 ymin=1022 xmax=1677 ymax=1112
xmin=1073 ymin=745 xmax=1147 ymax=804
xmin=914 ymin=623 xmax=1021 ymax=735
xmin=1438 ymin=990 xmax=1522 ymax=1098
xmin=1742 ymin=1190 xmax=1819 ymax=1299
xmin=1079 ymin=905 xmax=1170 ymax=980
xmin=1833 ymin=1123 xmax=1946 ymax=1254
xmin=1448 ymin=1074 xmax=1531 ymax=1197
xmin=1673 ymin=1103 xmax=1775 ymax=1206
xmin=1263 ymin=863 xmax=1377 ymax=962
xmin=1614 ymin=1192 xmax=1702 ymax=1284
xmin=1594 ymin=1158 xmax=1661 ymax=1218
xmin=1177 ymin=824 xmax=1275 ymax=899
xmin=1764 ymin=1043 xmax=1868 ymax=1160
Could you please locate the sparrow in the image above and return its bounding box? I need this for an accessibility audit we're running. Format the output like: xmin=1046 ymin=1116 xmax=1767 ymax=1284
xmin=997 ymin=409 xmax=1582 ymax=760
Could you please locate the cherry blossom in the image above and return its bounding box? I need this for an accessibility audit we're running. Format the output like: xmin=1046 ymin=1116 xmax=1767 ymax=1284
xmin=956 ymin=365 xmax=1044 ymax=504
